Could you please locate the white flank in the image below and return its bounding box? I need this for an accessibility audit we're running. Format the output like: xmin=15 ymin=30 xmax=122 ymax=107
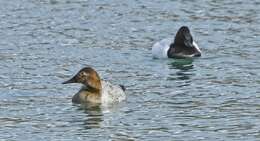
xmin=152 ymin=38 xmax=172 ymax=59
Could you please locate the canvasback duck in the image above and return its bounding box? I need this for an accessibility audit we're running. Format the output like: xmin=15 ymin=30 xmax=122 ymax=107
xmin=152 ymin=26 xmax=201 ymax=59
xmin=63 ymin=67 xmax=126 ymax=104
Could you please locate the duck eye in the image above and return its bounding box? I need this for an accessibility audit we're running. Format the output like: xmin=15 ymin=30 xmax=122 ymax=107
xmin=81 ymin=72 xmax=89 ymax=77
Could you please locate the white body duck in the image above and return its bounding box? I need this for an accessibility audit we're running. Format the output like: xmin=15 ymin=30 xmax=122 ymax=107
xmin=63 ymin=67 xmax=126 ymax=104
xmin=152 ymin=26 xmax=201 ymax=59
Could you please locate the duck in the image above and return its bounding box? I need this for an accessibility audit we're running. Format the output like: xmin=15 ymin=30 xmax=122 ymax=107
xmin=152 ymin=26 xmax=202 ymax=59
xmin=62 ymin=67 xmax=126 ymax=104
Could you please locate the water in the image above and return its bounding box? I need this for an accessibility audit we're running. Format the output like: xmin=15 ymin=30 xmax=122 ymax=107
xmin=1 ymin=0 xmax=260 ymax=140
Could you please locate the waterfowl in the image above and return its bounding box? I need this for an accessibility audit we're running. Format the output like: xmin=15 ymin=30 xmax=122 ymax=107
xmin=63 ymin=67 xmax=126 ymax=104
xmin=152 ymin=26 xmax=201 ymax=59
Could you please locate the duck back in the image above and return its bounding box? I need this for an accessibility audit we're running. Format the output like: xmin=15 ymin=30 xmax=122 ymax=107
xmin=101 ymin=81 xmax=126 ymax=104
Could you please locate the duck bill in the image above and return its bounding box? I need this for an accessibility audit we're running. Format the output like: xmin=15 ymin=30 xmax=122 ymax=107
xmin=62 ymin=77 xmax=77 ymax=84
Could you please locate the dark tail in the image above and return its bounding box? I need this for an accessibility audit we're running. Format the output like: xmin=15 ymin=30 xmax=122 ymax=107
xmin=119 ymin=85 xmax=126 ymax=91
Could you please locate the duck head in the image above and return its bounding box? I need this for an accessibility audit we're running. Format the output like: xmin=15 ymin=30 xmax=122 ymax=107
xmin=63 ymin=67 xmax=102 ymax=92
xmin=168 ymin=26 xmax=201 ymax=58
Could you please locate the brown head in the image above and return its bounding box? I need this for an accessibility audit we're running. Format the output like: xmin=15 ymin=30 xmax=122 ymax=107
xmin=62 ymin=67 xmax=102 ymax=92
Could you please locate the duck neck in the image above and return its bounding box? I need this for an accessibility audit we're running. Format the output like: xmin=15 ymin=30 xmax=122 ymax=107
xmin=78 ymin=81 xmax=102 ymax=103
xmin=83 ymin=79 xmax=102 ymax=95
xmin=86 ymin=85 xmax=101 ymax=94
xmin=75 ymin=86 xmax=102 ymax=104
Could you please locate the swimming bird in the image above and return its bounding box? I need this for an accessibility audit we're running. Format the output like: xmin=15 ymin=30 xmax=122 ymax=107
xmin=152 ymin=26 xmax=201 ymax=59
xmin=62 ymin=67 xmax=126 ymax=104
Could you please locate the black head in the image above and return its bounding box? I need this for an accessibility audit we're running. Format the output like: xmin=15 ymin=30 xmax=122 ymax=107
xmin=168 ymin=26 xmax=201 ymax=58
xmin=62 ymin=67 xmax=101 ymax=90
xmin=174 ymin=26 xmax=193 ymax=48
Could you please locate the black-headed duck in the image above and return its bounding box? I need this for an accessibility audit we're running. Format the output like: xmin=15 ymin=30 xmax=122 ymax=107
xmin=152 ymin=26 xmax=202 ymax=59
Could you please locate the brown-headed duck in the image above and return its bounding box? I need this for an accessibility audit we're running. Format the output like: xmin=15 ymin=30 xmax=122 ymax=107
xmin=63 ymin=67 xmax=126 ymax=104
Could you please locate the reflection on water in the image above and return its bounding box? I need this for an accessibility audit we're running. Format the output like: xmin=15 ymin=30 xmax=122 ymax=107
xmin=167 ymin=59 xmax=194 ymax=82
xmin=168 ymin=59 xmax=194 ymax=71
xmin=75 ymin=103 xmax=104 ymax=130
xmin=73 ymin=102 xmax=124 ymax=130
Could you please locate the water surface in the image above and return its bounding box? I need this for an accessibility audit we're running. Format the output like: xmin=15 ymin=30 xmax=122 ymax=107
xmin=1 ymin=0 xmax=260 ymax=140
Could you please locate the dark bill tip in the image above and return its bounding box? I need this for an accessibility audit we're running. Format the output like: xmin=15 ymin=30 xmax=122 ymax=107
xmin=62 ymin=77 xmax=76 ymax=84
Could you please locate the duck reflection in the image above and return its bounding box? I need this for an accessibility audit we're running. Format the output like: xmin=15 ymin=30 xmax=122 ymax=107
xmin=73 ymin=102 xmax=122 ymax=130
xmin=167 ymin=59 xmax=194 ymax=82
xmin=168 ymin=59 xmax=194 ymax=70
xmin=74 ymin=103 xmax=103 ymax=129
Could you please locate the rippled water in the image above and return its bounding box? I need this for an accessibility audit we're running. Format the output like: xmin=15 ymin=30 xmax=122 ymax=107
xmin=1 ymin=0 xmax=260 ymax=140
